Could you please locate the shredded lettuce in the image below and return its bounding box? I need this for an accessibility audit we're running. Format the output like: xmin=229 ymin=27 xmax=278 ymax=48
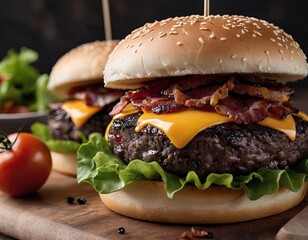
xmin=31 ymin=122 xmax=82 ymax=153
xmin=77 ymin=133 xmax=308 ymax=200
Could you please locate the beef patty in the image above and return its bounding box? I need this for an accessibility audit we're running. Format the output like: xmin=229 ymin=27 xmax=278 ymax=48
xmin=108 ymin=113 xmax=308 ymax=178
xmin=48 ymin=102 xmax=114 ymax=142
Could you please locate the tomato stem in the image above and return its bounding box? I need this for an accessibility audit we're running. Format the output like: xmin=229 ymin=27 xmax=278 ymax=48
xmin=0 ymin=131 xmax=19 ymax=152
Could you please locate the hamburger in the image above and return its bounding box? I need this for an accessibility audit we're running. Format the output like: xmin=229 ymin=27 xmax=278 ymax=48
xmin=32 ymin=40 xmax=123 ymax=176
xmin=77 ymin=15 xmax=308 ymax=223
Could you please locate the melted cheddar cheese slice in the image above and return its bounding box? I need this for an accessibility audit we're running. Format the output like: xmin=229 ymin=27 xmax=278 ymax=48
xmin=61 ymin=100 xmax=102 ymax=127
xmin=111 ymin=104 xmax=304 ymax=149
xmin=136 ymin=109 xmax=232 ymax=148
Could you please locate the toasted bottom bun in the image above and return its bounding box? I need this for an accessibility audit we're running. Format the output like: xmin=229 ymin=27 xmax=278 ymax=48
xmin=50 ymin=151 xmax=77 ymax=176
xmin=100 ymin=180 xmax=308 ymax=224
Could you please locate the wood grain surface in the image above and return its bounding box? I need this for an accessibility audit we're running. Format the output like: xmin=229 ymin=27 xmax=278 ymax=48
xmin=276 ymin=206 xmax=308 ymax=240
xmin=0 ymin=170 xmax=307 ymax=240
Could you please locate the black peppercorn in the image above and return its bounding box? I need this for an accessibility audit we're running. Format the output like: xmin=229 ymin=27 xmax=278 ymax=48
xmin=66 ymin=196 xmax=74 ymax=204
xmin=118 ymin=227 xmax=125 ymax=234
xmin=77 ymin=197 xmax=87 ymax=205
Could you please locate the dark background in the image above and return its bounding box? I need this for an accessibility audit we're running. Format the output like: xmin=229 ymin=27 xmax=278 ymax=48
xmin=0 ymin=0 xmax=308 ymax=75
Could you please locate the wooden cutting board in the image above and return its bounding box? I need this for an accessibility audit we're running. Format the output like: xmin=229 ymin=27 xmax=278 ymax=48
xmin=0 ymin=170 xmax=307 ymax=240
xmin=276 ymin=206 xmax=308 ymax=240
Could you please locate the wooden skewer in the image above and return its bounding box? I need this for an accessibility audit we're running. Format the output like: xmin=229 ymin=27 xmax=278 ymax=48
xmin=102 ymin=0 xmax=112 ymax=40
xmin=204 ymin=0 xmax=210 ymax=17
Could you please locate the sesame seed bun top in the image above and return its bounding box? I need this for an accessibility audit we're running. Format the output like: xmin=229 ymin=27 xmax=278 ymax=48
xmin=104 ymin=15 xmax=308 ymax=89
xmin=48 ymin=40 xmax=118 ymax=97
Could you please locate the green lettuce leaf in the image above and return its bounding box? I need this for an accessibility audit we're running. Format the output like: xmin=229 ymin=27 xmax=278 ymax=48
xmin=77 ymin=133 xmax=308 ymax=200
xmin=31 ymin=122 xmax=81 ymax=153
xmin=0 ymin=48 xmax=52 ymax=112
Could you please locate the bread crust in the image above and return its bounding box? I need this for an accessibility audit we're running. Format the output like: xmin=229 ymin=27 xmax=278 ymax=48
xmin=100 ymin=181 xmax=308 ymax=224
xmin=48 ymin=40 xmax=119 ymax=97
xmin=104 ymin=15 xmax=307 ymax=89
xmin=50 ymin=151 xmax=77 ymax=176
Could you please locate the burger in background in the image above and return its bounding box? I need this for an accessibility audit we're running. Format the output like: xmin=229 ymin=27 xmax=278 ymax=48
xmin=77 ymin=15 xmax=308 ymax=223
xmin=32 ymin=40 xmax=123 ymax=176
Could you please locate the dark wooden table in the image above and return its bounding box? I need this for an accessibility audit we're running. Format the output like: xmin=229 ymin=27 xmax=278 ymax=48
xmin=0 ymin=170 xmax=306 ymax=240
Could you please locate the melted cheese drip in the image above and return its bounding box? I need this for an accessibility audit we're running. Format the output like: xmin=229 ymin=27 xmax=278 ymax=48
xmin=61 ymin=100 xmax=102 ymax=127
xmin=113 ymin=103 xmax=139 ymax=119
xmin=110 ymin=104 xmax=306 ymax=149
xmin=295 ymin=111 xmax=308 ymax=122
xmin=136 ymin=109 xmax=232 ymax=148
xmin=258 ymin=114 xmax=295 ymax=141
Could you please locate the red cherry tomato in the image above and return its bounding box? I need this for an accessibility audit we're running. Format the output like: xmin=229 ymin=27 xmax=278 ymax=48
xmin=0 ymin=132 xmax=52 ymax=196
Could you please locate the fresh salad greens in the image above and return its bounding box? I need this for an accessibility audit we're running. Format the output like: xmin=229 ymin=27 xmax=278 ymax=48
xmin=77 ymin=133 xmax=308 ymax=200
xmin=0 ymin=47 xmax=51 ymax=113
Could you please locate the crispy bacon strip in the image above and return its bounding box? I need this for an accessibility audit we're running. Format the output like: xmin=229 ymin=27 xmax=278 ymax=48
xmin=233 ymin=83 xmax=294 ymax=102
xmin=210 ymin=79 xmax=235 ymax=106
xmin=137 ymin=98 xmax=184 ymax=114
xmin=268 ymin=102 xmax=299 ymax=119
xmin=173 ymin=80 xmax=234 ymax=108
xmin=215 ymin=97 xmax=269 ymax=124
xmin=164 ymin=75 xmax=227 ymax=97
xmin=109 ymin=75 xmax=298 ymax=123
xmin=68 ymin=83 xmax=124 ymax=107
xmin=109 ymin=100 xmax=128 ymax=117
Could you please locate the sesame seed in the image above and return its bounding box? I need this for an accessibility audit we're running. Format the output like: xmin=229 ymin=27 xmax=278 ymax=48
xmin=158 ymin=32 xmax=167 ymax=38
xmin=138 ymin=42 xmax=142 ymax=47
xmin=220 ymin=37 xmax=227 ymax=41
xmin=253 ymin=30 xmax=262 ymax=36
xmin=200 ymin=27 xmax=208 ymax=31
xmin=169 ymin=31 xmax=178 ymax=35
xmin=209 ymin=32 xmax=215 ymax=38
xmin=265 ymin=50 xmax=269 ymax=55
xmin=241 ymin=29 xmax=246 ymax=34
xmin=242 ymin=57 xmax=247 ymax=62
xmin=223 ymin=25 xmax=230 ymax=30
xmin=279 ymin=49 xmax=284 ymax=54
xmin=125 ymin=44 xmax=129 ymax=48
xmin=236 ymin=34 xmax=241 ymax=38
xmin=149 ymin=37 xmax=154 ymax=41
xmin=273 ymin=30 xmax=280 ymax=36
xmin=270 ymin=38 xmax=276 ymax=43
xmin=231 ymin=54 xmax=237 ymax=59
xmin=177 ymin=41 xmax=183 ymax=46
xmin=199 ymin=37 xmax=205 ymax=44
xmin=277 ymin=43 xmax=283 ymax=47
xmin=253 ymin=33 xmax=257 ymax=37
xmin=132 ymin=34 xmax=139 ymax=40
xmin=219 ymin=58 xmax=223 ymax=64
